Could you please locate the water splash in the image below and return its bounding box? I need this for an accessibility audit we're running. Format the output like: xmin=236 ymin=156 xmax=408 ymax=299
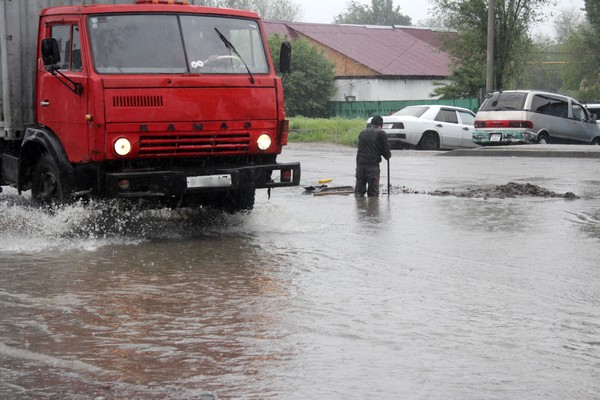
xmin=0 ymin=188 xmax=247 ymax=253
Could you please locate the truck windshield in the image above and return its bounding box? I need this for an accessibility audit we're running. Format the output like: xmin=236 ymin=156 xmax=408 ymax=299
xmin=88 ymin=14 xmax=269 ymax=75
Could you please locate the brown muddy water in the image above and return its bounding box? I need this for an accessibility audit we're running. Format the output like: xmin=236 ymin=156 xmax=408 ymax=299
xmin=0 ymin=143 xmax=599 ymax=399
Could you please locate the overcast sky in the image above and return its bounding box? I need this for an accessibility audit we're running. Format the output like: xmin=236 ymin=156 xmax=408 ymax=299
xmin=298 ymin=0 xmax=586 ymax=37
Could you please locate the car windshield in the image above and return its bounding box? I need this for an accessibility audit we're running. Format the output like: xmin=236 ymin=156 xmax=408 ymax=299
xmin=392 ymin=106 xmax=429 ymax=118
xmin=88 ymin=14 xmax=269 ymax=74
xmin=480 ymin=92 xmax=527 ymax=111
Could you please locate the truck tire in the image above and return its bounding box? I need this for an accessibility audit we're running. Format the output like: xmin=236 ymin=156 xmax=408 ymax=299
xmin=31 ymin=153 xmax=69 ymax=205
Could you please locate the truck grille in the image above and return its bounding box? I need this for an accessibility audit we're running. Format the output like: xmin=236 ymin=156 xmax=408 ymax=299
xmin=113 ymin=95 xmax=164 ymax=108
xmin=139 ymin=132 xmax=250 ymax=156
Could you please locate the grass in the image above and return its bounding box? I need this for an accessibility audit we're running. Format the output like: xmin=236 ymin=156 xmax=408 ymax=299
xmin=288 ymin=117 xmax=365 ymax=147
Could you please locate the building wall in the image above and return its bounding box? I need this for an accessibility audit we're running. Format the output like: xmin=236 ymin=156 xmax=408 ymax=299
xmin=332 ymin=77 xmax=450 ymax=102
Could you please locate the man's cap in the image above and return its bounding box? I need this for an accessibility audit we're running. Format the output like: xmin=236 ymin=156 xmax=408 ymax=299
xmin=371 ymin=115 xmax=383 ymax=126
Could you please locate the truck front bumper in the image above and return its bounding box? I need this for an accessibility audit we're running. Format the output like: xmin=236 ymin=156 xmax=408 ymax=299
xmin=104 ymin=162 xmax=300 ymax=198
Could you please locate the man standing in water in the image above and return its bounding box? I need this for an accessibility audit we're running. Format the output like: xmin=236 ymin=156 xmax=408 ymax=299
xmin=355 ymin=115 xmax=392 ymax=197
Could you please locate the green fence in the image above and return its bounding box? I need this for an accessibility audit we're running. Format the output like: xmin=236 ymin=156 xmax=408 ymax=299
xmin=328 ymin=98 xmax=480 ymax=119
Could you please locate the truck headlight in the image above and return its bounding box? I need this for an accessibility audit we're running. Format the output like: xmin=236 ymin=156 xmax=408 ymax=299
xmin=114 ymin=137 xmax=132 ymax=156
xmin=257 ymin=134 xmax=272 ymax=151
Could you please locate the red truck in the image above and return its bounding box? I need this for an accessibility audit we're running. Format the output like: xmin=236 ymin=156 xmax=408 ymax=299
xmin=0 ymin=0 xmax=300 ymax=212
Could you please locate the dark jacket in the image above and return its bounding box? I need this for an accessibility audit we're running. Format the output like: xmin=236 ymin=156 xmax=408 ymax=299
xmin=356 ymin=124 xmax=392 ymax=166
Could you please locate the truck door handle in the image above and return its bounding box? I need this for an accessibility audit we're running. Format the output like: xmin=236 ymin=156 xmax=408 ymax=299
xmin=40 ymin=100 xmax=50 ymax=107
xmin=436 ymin=124 xmax=443 ymax=127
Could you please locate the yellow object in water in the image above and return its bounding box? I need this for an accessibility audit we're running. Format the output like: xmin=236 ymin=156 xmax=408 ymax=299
xmin=318 ymin=178 xmax=333 ymax=184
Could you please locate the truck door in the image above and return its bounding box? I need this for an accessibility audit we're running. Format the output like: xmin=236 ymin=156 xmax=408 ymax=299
xmin=36 ymin=21 xmax=89 ymax=163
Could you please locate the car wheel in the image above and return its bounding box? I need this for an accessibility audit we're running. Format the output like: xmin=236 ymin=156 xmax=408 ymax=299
xmin=591 ymin=138 xmax=600 ymax=145
xmin=537 ymin=132 xmax=550 ymax=144
xmin=419 ymin=133 xmax=439 ymax=150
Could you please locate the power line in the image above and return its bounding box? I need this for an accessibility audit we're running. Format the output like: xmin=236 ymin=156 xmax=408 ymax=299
xmin=535 ymin=51 xmax=600 ymax=56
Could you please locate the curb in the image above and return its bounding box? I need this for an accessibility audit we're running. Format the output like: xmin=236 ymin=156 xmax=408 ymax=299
xmin=441 ymin=145 xmax=600 ymax=158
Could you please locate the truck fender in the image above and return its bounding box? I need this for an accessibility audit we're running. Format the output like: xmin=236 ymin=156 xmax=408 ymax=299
xmin=19 ymin=127 xmax=74 ymax=194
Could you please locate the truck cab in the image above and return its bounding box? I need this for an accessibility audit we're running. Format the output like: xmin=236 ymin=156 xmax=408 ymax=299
xmin=0 ymin=0 xmax=299 ymax=212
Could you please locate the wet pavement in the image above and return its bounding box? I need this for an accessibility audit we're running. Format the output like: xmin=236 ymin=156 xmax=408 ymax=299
xmin=449 ymin=143 xmax=600 ymax=158
xmin=0 ymin=143 xmax=599 ymax=399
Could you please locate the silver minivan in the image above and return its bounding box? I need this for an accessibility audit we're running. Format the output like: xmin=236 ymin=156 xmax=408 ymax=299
xmin=473 ymin=90 xmax=600 ymax=145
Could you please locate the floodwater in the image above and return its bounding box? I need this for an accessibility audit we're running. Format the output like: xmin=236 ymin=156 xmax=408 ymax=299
xmin=1 ymin=143 xmax=599 ymax=399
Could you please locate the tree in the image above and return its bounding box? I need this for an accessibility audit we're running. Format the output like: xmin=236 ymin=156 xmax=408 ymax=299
xmin=553 ymin=6 xmax=583 ymax=43
xmin=268 ymin=35 xmax=336 ymax=117
xmin=558 ymin=24 xmax=600 ymax=100
xmin=202 ymin=0 xmax=303 ymax=21
xmin=556 ymin=2 xmax=600 ymax=100
xmin=584 ymin=0 xmax=600 ymax=34
xmin=430 ymin=0 xmax=554 ymax=99
xmin=513 ymin=35 xmax=564 ymax=93
xmin=334 ymin=0 xmax=411 ymax=26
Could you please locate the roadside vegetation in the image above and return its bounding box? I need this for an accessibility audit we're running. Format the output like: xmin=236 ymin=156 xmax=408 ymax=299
xmin=289 ymin=117 xmax=365 ymax=147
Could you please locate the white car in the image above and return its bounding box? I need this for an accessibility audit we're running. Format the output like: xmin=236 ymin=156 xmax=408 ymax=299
xmin=369 ymin=105 xmax=478 ymax=150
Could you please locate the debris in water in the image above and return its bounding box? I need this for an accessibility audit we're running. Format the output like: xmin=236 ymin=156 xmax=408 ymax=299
xmin=429 ymin=182 xmax=578 ymax=199
xmin=305 ymin=185 xmax=355 ymax=196
xmin=388 ymin=182 xmax=578 ymax=199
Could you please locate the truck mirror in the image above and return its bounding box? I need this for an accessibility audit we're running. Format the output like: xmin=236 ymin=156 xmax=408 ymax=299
xmin=41 ymin=38 xmax=61 ymax=71
xmin=279 ymin=41 xmax=291 ymax=74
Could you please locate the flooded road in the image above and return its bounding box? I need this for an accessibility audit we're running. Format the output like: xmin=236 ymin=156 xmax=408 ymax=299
xmin=1 ymin=143 xmax=599 ymax=399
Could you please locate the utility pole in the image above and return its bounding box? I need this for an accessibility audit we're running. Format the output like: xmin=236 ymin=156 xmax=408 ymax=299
xmin=486 ymin=0 xmax=495 ymax=94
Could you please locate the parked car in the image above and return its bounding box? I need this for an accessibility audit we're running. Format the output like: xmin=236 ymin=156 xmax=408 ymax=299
xmin=584 ymin=102 xmax=600 ymax=121
xmin=473 ymin=90 xmax=600 ymax=145
xmin=368 ymin=105 xmax=478 ymax=150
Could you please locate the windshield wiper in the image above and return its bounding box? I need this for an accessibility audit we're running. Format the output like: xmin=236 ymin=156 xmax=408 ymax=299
xmin=214 ymin=28 xmax=255 ymax=84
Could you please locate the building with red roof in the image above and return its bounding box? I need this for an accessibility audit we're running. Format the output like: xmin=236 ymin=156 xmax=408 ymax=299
xmin=263 ymin=21 xmax=453 ymax=102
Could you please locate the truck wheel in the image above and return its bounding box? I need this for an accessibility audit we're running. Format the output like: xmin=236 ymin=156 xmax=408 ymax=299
xmin=31 ymin=153 xmax=67 ymax=205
